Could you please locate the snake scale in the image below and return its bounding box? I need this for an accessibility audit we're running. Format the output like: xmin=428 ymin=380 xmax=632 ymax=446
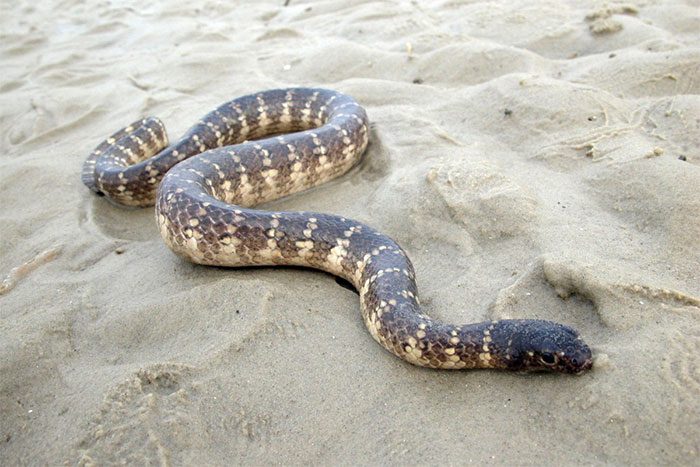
xmin=82 ymin=87 xmax=592 ymax=374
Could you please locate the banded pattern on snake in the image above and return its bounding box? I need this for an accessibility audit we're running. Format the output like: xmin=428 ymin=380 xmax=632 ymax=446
xmin=82 ymin=88 xmax=592 ymax=374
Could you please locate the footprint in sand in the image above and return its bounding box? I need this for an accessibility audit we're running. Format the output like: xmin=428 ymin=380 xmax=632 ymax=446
xmin=77 ymin=364 xmax=195 ymax=465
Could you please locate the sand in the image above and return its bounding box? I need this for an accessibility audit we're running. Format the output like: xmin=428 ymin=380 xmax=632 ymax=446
xmin=1 ymin=0 xmax=699 ymax=464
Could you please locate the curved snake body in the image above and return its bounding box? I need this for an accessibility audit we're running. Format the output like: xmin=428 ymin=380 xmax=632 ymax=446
xmin=83 ymin=88 xmax=592 ymax=374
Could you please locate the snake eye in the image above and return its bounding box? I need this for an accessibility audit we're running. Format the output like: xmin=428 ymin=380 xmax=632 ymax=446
xmin=539 ymin=353 xmax=557 ymax=365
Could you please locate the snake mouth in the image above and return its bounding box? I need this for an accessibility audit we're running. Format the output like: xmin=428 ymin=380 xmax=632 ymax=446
xmin=577 ymin=357 xmax=594 ymax=374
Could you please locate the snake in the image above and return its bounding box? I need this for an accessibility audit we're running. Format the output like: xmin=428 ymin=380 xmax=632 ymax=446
xmin=82 ymin=87 xmax=593 ymax=374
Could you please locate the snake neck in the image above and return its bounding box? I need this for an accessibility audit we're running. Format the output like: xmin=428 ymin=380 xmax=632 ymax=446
xmin=355 ymin=243 xmax=592 ymax=372
xmin=353 ymin=243 xmax=510 ymax=370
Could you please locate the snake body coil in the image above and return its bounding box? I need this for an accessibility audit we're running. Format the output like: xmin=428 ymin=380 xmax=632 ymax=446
xmin=83 ymin=88 xmax=592 ymax=374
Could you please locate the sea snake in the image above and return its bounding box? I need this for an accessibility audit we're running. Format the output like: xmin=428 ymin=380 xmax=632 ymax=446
xmin=82 ymin=87 xmax=592 ymax=374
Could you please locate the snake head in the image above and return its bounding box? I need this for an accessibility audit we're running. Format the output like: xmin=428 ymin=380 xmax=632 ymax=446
xmin=494 ymin=320 xmax=593 ymax=374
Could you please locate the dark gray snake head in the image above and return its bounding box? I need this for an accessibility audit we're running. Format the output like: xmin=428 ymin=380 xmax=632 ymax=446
xmin=492 ymin=320 xmax=593 ymax=374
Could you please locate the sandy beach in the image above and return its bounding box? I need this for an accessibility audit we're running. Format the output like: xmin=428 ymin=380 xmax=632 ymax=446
xmin=1 ymin=0 xmax=699 ymax=464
